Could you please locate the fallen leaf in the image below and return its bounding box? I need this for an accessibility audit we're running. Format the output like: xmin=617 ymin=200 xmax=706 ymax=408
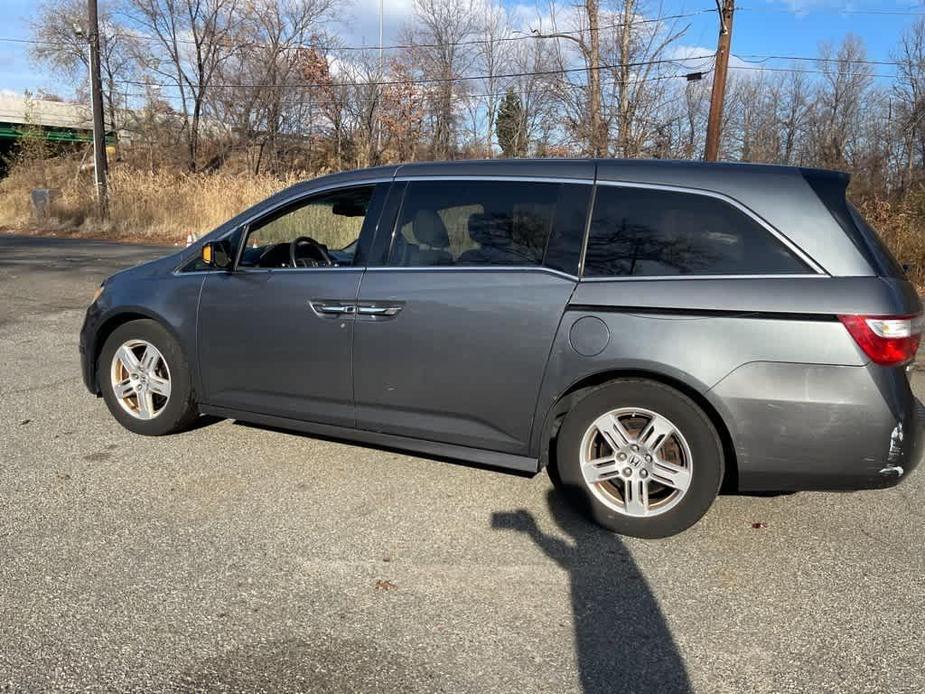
xmin=19 ymin=419 xmax=31 ymax=425
xmin=751 ymin=522 xmax=768 ymax=529
xmin=374 ymin=579 xmax=398 ymax=591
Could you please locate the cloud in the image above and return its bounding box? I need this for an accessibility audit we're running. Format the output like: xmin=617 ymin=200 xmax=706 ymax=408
xmin=336 ymin=0 xmax=416 ymax=49
xmin=670 ymin=44 xmax=755 ymax=73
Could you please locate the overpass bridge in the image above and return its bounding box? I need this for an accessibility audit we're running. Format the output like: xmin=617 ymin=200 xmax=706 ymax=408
xmin=0 ymin=94 xmax=118 ymax=174
xmin=0 ymin=94 xmax=107 ymax=143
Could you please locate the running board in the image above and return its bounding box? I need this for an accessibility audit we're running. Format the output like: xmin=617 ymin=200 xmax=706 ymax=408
xmin=199 ymin=404 xmax=541 ymax=474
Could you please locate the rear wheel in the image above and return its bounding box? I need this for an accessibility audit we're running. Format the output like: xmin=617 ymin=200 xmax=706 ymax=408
xmin=552 ymin=379 xmax=723 ymax=538
xmin=97 ymin=319 xmax=198 ymax=435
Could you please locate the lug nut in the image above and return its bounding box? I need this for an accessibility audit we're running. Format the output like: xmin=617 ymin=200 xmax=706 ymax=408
xmin=623 ymin=467 xmax=633 ymax=477
xmin=631 ymin=444 xmax=639 ymax=451
xmin=617 ymin=453 xmax=627 ymax=461
xmin=645 ymin=455 xmax=652 ymax=462
xmin=640 ymin=470 xmax=649 ymax=479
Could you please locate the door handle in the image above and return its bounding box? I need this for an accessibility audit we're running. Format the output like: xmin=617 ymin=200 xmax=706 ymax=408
xmin=319 ymin=305 xmax=355 ymax=314
xmin=356 ymin=305 xmax=402 ymax=316
xmin=309 ymin=300 xmax=356 ymax=318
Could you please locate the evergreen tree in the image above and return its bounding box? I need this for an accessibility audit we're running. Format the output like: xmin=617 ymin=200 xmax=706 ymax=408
xmin=496 ymin=88 xmax=527 ymax=157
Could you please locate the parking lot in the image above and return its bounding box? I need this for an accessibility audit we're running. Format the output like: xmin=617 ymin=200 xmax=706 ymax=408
xmin=1 ymin=232 xmax=923 ymax=693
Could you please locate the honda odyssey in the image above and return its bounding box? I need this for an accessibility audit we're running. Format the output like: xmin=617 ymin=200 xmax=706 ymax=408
xmin=80 ymin=159 xmax=923 ymax=537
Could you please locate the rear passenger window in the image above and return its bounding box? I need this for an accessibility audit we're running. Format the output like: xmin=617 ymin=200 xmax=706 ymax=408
xmin=387 ymin=180 xmax=588 ymax=272
xmin=583 ymin=186 xmax=809 ymax=277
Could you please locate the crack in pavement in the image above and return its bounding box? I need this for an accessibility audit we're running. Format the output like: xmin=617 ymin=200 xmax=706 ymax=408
xmin=0 ymin=376 xmax=81 ymax=396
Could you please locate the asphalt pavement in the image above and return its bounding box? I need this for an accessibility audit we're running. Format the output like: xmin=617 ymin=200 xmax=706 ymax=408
xmin=1 ymin=232 xmax=923 ymax=693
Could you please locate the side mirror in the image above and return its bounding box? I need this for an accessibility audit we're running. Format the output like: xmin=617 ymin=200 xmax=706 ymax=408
xmin=201 ymin=239 xmax=234 ymax=270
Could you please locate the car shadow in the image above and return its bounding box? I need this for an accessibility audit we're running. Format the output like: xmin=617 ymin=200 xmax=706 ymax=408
xmin=491 ymin=489 xmax=692 ymax=694
xmin=231 ymin=419 xmax=793 ymax=499
xmin=179 ymin=416 xmax=692 ymax=692
xmin=172 ymin=487 xmax=691 ymax=694
xmin=230 ymin=419 xmax=537 ymax=478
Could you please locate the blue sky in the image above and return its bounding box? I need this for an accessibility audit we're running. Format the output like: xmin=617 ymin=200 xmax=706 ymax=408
xmin=0 ymin=0 xmax=921 ymax=98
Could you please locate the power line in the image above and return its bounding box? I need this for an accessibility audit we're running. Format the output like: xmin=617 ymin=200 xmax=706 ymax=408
xmin=102 ymin=67 xmax=699 ymax=103
xmin=111 ymin=54 xmax=713 ymax=91
xmin=5 ymin=30 xmax=905 ymax=72
xmin=255 ymin=71 xmax=705 ymax=106
xmin=727 ymin=63 xmax=896 ymax=80
xmin=738 ymin=53 xmax=903 ymax=68
xmin=738 ymin=6 xmax=925 ymax=17
xmin=0 ymin=36 xmax=43 ymax=46
xmin=0 ymin=8 xmax=716 ymax=55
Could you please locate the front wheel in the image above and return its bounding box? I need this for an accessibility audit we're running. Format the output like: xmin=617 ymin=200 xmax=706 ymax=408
xmin=552 ymin=379 xmax=724 ymax=538
xmin=97 ymin=319 xmax=198 ymax=436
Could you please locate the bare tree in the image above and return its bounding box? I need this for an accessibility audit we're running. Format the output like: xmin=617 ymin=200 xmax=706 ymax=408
xmin=476 ymin=0 xmax=512 ymax=157
xmin=893 ymin=17 xmax=925 ymax=189
xmin=411 ymin=0 xmax=478 ymax=159
xmin=776 ymin=68 xmax=810 ymax=165
xmin=126 ymin=0 xmax=241 ymax=170
xmin=210 ymin=0 xmax=335 ymax=173
xmin=604 ymin=0 xmax=687 ymax=157
xmin=508 ymin=31 xmax=563 ymax=154
xmin=534 ymin=0 xmax=607 ymax=156
xmin=381 ymin=53 xmax=429 ymax=162
xmin=30 ymin=0 xmax=138 ymax=132
xmin=808 ymin=34 xmax=873 ymax=170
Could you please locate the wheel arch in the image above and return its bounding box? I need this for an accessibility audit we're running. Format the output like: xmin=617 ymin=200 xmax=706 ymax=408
xmin=537 ymin=368 xmax=739 ymax=493
xmin=89 ymin=309 xmax=188 ymax=394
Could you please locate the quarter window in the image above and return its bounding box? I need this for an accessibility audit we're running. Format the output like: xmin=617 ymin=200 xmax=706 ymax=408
xmin=583 ymin=186 xmax=809 ymax=277
xmin=387 ymin=180 xmax=588 ymax=271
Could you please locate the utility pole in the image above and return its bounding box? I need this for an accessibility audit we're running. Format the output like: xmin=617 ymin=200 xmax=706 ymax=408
xmin=704 ymin=0 xmax=735 ymax=162
xmin=87 ymin=0 xmax=109 ymax=219
xmin=376 ymin=0 xmax=383 ymax=157
xmin=586 ymin=0 xmax=606 ymax=158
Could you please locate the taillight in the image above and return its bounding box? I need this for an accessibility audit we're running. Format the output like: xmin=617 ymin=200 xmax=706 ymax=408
xmin=838 ymin=314 xmax=923 ymax=366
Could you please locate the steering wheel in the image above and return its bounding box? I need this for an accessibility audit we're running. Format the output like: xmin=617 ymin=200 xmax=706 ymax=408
xmin=289 ymin=236 xmax=334 ymax=268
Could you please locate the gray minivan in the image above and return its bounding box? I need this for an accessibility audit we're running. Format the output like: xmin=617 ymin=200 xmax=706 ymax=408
xmin=80 ymin=159 xmax=923 ymax=537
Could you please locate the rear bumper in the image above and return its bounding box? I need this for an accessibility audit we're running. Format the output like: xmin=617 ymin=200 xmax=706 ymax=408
xmin=709 ymin=362 xmax=923 ymax=492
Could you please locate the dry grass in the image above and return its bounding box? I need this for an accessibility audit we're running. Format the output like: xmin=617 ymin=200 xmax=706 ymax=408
xmin=0 ymin=157 xmax=301 ymax=243
xmin=855 ymin=193 xmax=925 ymax=288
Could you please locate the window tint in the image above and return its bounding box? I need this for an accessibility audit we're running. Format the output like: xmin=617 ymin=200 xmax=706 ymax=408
xmin=240 ymin=186 xmax=375 ymax=268
xmin=584 ymin=186 xmax=809 ymax=277
xmin=388 ymin=180 xmax=583 ymax=269
xmin=544 ymin=184 xmax=592 ymax=275
xmin=847 ymin=204 xmax=906 ymax=278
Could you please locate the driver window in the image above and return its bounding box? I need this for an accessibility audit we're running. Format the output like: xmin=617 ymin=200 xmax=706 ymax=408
xmin=239 ymin=186 xmax=375 ymax=269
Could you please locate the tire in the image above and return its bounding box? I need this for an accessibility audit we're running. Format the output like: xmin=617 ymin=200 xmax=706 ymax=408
xmin=97 ymin=319 xmax=198 ymax=436
xmin=551 ymin=379 xmax=723 ymax=538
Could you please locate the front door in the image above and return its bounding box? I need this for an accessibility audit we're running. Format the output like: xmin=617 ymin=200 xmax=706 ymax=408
xmin=353 ymin=178 xmax=591 ymax=454
xmin=198 ymin=183 xmax=389 ymax=427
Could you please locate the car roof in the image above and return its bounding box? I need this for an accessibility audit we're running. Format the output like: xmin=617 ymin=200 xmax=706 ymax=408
xmin=296 ymin=158 xmax=847 ymax=188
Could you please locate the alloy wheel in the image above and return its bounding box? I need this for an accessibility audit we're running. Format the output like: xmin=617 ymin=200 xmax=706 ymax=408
xmin=578 ymin=407 xmax=693 ymax=517
xmin=110 ymin=339 xmax=172 ymax=420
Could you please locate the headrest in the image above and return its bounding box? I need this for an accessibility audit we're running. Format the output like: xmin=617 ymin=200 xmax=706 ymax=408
xmin=468 ymin=212 xmax=513 ymax=247
xmin=412 ymin=209 xmax=449 ymax=248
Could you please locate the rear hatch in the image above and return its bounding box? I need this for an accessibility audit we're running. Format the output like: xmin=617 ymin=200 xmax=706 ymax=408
xmin=804 ymin=170 xmax=923 ymax=367
xmin=803 ymin=170 xmax=908 ymax=280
